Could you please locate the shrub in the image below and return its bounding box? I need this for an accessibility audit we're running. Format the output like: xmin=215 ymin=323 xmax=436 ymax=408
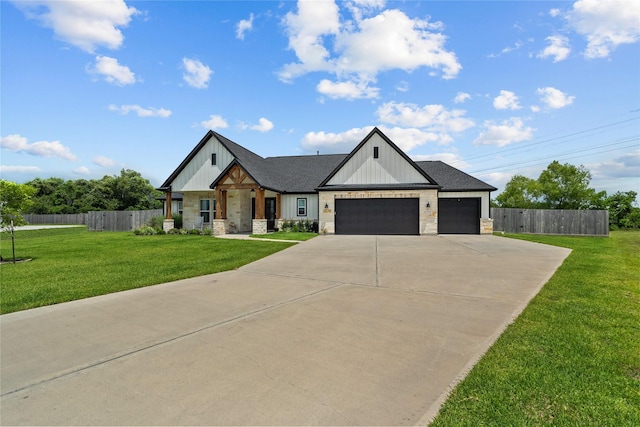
xmin=188 ymin=229 xmax=201 ymax=235
xmin=172 ymin=214 xmax=183 ymax=229
xmin=167 ymin=228 xmax=181 ymax=234
xmin=150 ymin=216 xmax=164 ymax=229
xmin=202 ymin=227 xmax=213 ymax=236
xmin=134 ymin=225 xmax=158 ymax=235
xmin=281 ymin=219 xmax=316 ymax=233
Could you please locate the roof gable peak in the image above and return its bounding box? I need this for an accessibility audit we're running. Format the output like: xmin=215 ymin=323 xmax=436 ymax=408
xmin=319 ymin=127 xmax=437 ymax=187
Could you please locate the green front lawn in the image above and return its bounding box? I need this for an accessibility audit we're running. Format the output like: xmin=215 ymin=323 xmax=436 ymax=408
xmin=0 ymin=227 xmax=294 ymax=314
xmin=430 ymin=231 xmax=640 ymax=426
xmin=250 ymin=231 xmax=318 ymax=241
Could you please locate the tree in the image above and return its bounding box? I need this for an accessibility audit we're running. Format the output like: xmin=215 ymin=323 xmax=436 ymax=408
xmin=606 ymin=191 xmax=639 ymax=229
xmin=495 ymin=175 xmax=541 ymax=208
xmin=24 ymin=170 xmax=161 ymax=214
xmin=110 ymin=169 xmax=162 ymax=211
xmin=0 ymin=180 xmax=36 ymax=228
xmin=537 ymin=161 xmax=596 ymax=209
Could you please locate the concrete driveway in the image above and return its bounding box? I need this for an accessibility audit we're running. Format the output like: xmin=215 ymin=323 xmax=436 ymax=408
xmin=1 ymin=235 xmax=570 ymax=426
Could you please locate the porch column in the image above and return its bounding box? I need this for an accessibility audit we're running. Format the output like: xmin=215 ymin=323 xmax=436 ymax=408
xmin=275 ymin=193 xmax=281 ymax=219
xmin=162 ymin=189 xmax=175 ymax=232
xmin=215 ymin=188 xmax=227 ymax=219
xmin=255 ymin=187 xmax=265 ymax=219
xmin=165 ymin=191 xmax=172 ymax=219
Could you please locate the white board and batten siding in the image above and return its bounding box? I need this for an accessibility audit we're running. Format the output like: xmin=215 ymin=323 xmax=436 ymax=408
xmin=170 ymin=135 xmax=235 ymax=192
xmin=281 ymin=194 xmax=319 ymax=221
xmin=326 ymin=133 xmax=429 ymax=186
xmin=439 ymin=191 xmax=492 ymax=218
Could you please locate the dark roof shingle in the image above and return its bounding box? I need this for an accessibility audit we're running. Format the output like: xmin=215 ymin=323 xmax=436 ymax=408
xmin=416 ymin=161 xmax=497 ymax=191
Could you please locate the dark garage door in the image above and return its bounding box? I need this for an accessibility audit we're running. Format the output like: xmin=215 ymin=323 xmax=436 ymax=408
xmin=438 ymin=198 xmax=480 ymax=234
xmin=335 ymin=198 xmax=419 ymax=235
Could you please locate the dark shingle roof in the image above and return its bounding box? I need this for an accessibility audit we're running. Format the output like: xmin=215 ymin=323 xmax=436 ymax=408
xmin=416 ymin=161 xmax=497 ymax=191
xmin=161 ymin=131 xmax=496 ymax=193
xmin=264 ymin=154 xmax=346 ymax=193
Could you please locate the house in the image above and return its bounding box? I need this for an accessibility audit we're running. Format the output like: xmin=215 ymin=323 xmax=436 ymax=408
xmin=158 ymin=127 xmax=497 ymax=235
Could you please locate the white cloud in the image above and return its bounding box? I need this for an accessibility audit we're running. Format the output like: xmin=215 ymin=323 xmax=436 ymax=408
xmin=376 ymin=102 xmax=474 ymax=135
xmin=108 ymin=104 xmax=172 ymax=118
xmin=250 ymin=118 xmax=274 ymax=132
xmin=396 ymin=81 xmax=409 ymax=92
xmin=549 ymin=8 xmax=562 ymax=18
xmin=454 ymin=91 xmax=471 ymax=104
xmin=301 ymin=127 xmax=372 ymax=153
xmin=537 ymin=35 xmax=571 ymax=62
xmin=536 ymin=87 xmax=575 ymax=109
xmin=493 ymin=90 xmax=521 ymax=110
xmin=74 ymin=166 xmax=90 ymax=175
xmin=89 ymin=56 xmax=136 ymax=85
xmin=236 ymin=13 xmax=254 ymax=40
xmin=317 ymin=78 xmax=379 ymax=100
xmin=182 ymin=58 xmax=212 ymax=89
xmin=11 ymin=0 xmax=138 ymax=53
xmin=565 ymin=0 xmax=640 ymax=59
xmin=345 ymin=0 xmax=387 ymax=22
xmin=301 ymin=125 xmax=442 ymax=154
xmin=412 ymin=152 xmax=470 ymax=169
xmin=1 ymin=134 xmax=78 ymax=161
xmin=0 ymin=165 xmax=41 ymax=174
xmin=93 ymin=156 xmax=116 ymax=167
xmin=280 ymin=2 xmax=461 ymax=99
xmin=488 ymin=40 xmax=524 ymax=58
xmin=201 ymin=115 xmax=228 ymax=130
xmin=473 ymin=118 xmax=535 ymax=147
xmin=589 ymin=150 xmax=640 ymax=178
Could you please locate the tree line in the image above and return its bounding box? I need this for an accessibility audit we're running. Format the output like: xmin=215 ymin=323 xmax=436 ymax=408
xmin=494 ymin=161 xmax=639 ymax=229
xmin=23 ymin=169 xmax=162 ymax=214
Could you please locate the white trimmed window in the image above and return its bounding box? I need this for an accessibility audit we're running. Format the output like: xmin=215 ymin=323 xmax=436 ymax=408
xmin=297 ymin=198 xmax=307 ymax=216
xmin=200 ymin=199 xmax=211 ymax=223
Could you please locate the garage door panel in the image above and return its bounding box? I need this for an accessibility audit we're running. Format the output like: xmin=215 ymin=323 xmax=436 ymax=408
xmin=336 ymin=198 xmax=419 ymax=235
xmin=438 ymin=198 xmax=480 ymax=234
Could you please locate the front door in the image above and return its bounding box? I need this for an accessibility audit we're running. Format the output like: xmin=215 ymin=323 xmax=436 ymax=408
xmin=265 ymin=198 xmax=276 ymax=231
xmin=252 ymin=197 xmax=277 ymax=231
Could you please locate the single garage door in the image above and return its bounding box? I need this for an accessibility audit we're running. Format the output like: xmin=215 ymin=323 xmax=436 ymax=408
xmin=335 ymin=198 xmax=419 ymax=235
xmin=438 ymin=198 xmax=480 ymax=234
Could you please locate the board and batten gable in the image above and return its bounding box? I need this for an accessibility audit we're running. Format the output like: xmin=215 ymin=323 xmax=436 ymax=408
xmin=170 ymin=134 xmax=235 ymax=192
xmin=281 ymin=194 xmax=319 ymax=220
xmin=325 ymin=132 xmax=430 ymax=186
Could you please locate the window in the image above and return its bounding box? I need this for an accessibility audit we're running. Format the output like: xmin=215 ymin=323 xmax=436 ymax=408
xmin=297 ymin=198 xmax=307 ymax=216
xmin=200 ymin=199 xmax=211 ymax=223
xmin=178 ymin=201 xmax=183 ymax=215
xmin=211 ymin=153 xmax=217 ymax=165
xmin=373 ymin=146 xmax=379 ymax=158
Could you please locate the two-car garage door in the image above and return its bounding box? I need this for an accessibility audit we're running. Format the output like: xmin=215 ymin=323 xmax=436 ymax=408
xmin=335 ymin=198 xmax=419 ymax=235
xmin=334 ymin=197 xmax=481 ymax=235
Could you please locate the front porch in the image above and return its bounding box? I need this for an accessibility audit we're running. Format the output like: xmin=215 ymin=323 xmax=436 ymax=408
xmin=163 ymin=164 xmax=282 ymax=235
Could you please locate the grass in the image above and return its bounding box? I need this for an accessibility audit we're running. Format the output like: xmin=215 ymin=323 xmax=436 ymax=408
xmin=0 ymin=227 xmax=295 ymax=314
xmin=430 ymin=231 xmax=640 ymax=426
xmin=249 ymin=231 xmax=318 ymax=241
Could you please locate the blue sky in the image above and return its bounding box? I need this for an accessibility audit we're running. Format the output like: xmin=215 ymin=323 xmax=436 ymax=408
xmin=2 ymin=0 xmax=639 ymax=198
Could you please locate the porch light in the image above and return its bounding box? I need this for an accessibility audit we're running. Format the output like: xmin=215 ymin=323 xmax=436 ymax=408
xmin=324 ymin=203 xmax=329 ymax=209
xmin=426 ymin=202 xmax=431 ymax=208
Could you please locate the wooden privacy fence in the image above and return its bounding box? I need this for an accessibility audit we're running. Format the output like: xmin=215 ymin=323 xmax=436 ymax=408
xmin=491 ymin=208 xmax=609 ymax=236
xmin=88 ymin=209 xmax=163 ymax=232
xmin=24 ymin=213 xmax=88 ymax=225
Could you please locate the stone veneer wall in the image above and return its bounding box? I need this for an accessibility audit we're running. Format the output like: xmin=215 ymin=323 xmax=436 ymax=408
xmin=213 ymin=219 xmax=228 ymax=235
xmin=252 ymin=219 xmax=267 ymax=235
xmin=225 ymin=189 xmax=252 ymax=233
xmin=480 ymin=218 xmax=494 ymax=234
xmin=182 ymin=191 xmax=215 ymax=230
xmin=318 ymin=189 xmax=438 ymax=235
